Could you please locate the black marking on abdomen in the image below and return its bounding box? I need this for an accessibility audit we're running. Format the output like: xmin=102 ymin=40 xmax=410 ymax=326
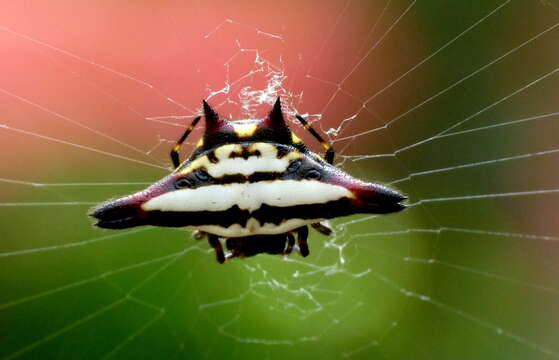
xmin=228 ymin=147 xmax=261 ymax=159
xmin=144 ymin=198 xmax=354 ymax=230
xmin=207 ymin=151 xmax=219 ymax=163
xmin=216 ymin=172 xmax=286 ymax=184
xmin=275 ymin=145 xmax=290 ymax=159
xmin=219 ymin=172 xmax=285 ymax=184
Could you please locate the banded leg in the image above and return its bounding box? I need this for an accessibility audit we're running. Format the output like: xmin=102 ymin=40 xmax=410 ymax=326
xmin=208 ymin=234 xmax=225 ymax=264
xmin=170 ymin=116 xmax=201 ymax=168
xmin=285 ymin=233 xmax=295 ymax=255
xmin=296 ymin=226 xmax=310 ymax=257
xmin=295 ymin=114 xmax=335 ymax=164
xmin=295 ymin=115 xmax=336 ymax=234
xmin=311 ymin=222 xmax=333 ymax=236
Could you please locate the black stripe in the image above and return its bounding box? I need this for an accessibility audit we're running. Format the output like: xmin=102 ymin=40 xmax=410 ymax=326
xmin=216 ymin=172 xmax=286 ymax=184
xmin=229 ymin=147 xmax=261 ymax=159
xmin=144 ymin=198 xmax=355 ymax=228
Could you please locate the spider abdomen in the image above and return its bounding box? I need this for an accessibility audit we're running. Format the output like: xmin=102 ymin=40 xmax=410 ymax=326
xmin=141 ymin=142 xmax=356 ymax=236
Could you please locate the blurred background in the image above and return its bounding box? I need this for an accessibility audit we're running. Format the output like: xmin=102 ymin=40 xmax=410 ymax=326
xmin=1 ymin=0 xmax=558 ymax=359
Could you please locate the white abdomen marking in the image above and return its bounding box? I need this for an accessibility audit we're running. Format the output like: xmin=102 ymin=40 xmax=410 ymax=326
xmin=178 ymin=143 xmax=302 ymax=178
xmin=191 ymin=218 xmax=320 ymax=237
xmin=142 ymin=180 xmax=353 ymax=212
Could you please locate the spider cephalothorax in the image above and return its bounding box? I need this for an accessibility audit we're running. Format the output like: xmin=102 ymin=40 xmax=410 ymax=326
xmin=90 ymin=98 xmax=406 ymax=263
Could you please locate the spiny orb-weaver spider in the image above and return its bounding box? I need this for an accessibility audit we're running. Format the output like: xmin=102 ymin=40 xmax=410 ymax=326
xmin=90 ymin=99 xmax=406 ymax=263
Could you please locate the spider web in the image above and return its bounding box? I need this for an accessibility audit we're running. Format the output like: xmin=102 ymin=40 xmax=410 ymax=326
xmin=1 ymin=0 xmax=559 ymax=359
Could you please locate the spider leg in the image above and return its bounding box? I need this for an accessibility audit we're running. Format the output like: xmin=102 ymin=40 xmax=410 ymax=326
xmin=170 ymin=116 xmax=202 ymax=169
xmin=311 ymin=222 xmax=333 ymax=236
xmin=295 ymin=114 xmax=335 ymax=164
xmin=296 ymin=226 xmax=310 ymax=257
xmin=285 ymin=233 xmax=295 ymax=254
xmin=208 ymin=234 xmax=225 ymax=264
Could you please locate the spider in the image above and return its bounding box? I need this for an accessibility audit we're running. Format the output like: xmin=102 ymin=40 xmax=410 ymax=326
xmin=90 ymin=98 xmax=406 ymax=263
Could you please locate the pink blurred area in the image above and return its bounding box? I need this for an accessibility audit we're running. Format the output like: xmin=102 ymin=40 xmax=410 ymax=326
xmin=0 ymin=1 xmax=417 ymax=178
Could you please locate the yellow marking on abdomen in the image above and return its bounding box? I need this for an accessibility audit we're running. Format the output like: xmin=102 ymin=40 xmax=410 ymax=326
xmin=178 ymin=143 xmax=303 ymax=176
xmin=233 ymin=123 xmax=258 ymax=137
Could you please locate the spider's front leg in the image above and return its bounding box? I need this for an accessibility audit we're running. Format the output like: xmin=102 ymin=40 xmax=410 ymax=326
xmin=207 ymin=234 xmax=226 ymax=264
xmin=295 ymin=114 xmax=335 ymax=164
xmin=170 ymin=116 xmax=201 ymax=168
xmin=296 ymin=226 xmax=310 ymax=257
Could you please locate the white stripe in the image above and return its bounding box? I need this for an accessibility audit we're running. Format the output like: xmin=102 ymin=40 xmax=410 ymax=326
xmin=190 ymin=218 xmax=320 ymax=237
xmin=208 ymin=156 xmax=291 ymax=177
xmin=142 ymin=180 xmax=353 ymax=212
xmin=179 ymin=143 xmax=302 ymax=177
